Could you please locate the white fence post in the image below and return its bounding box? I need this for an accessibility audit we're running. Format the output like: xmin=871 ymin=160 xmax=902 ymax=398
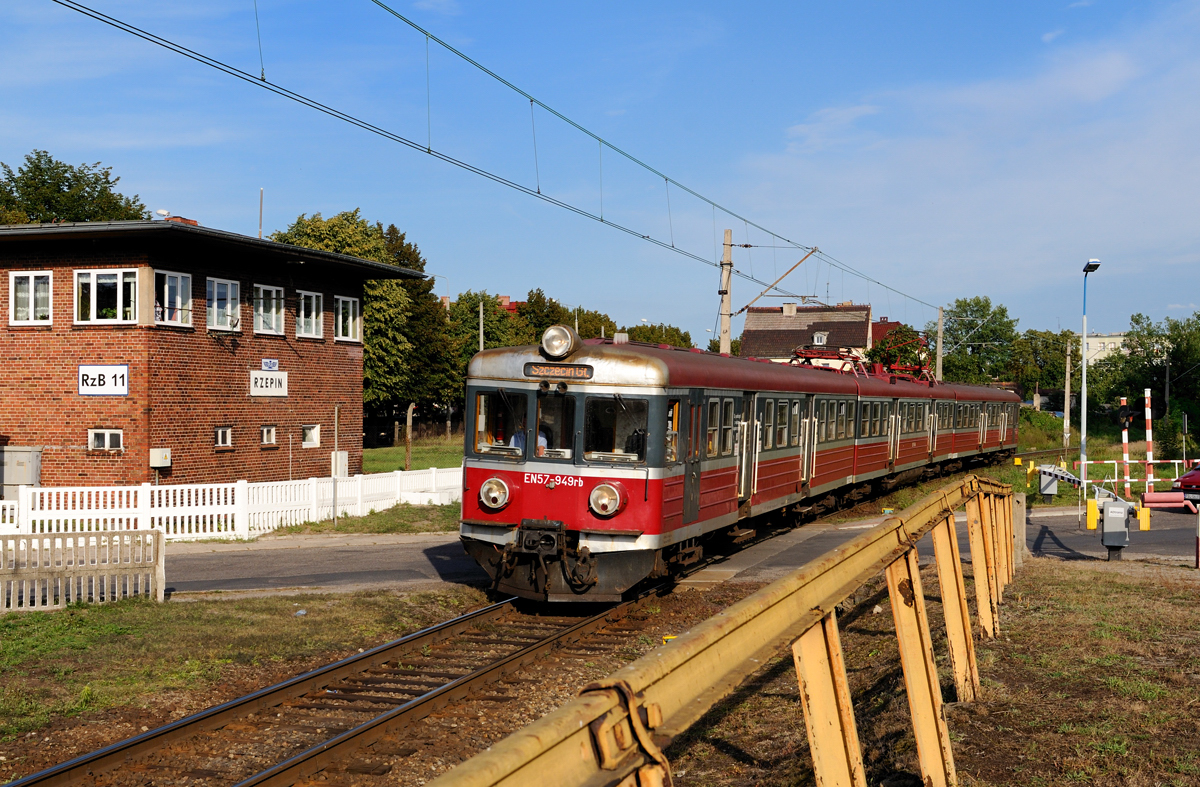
xmin=355 ymin=474 xmax=364 ymax=517
xmin=139 ymin=483 xmax=153 ymax=532
xmin=17 ymin=485 xmax=30 ymax=535
xmin=309 ymin=477 xmax=319 ymax=524
xmin=235 ymin=479 xmax=250 ymax=539
xmin=430 ymin=466 xmax=438 ymax=491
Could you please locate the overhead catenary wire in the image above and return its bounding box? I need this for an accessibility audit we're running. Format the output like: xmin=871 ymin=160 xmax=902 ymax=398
xmin=49 ymin=0 xmax=803 ymax=297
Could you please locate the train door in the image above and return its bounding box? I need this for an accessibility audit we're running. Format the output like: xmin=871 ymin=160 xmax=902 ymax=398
xmin=928 ymin=402 xmax=937 ymax=460
xmin=737 ymin=392 xmax=757 ymax=500
xmin=978 ymin=405 xmax=987 ymax=450
xmin=682 ymin=388 xmax=704 ymax=524
xmin=888 ymin=399 xmax=900 ymax=469
xmin=802 ymin=397 xmax=817 ymax=485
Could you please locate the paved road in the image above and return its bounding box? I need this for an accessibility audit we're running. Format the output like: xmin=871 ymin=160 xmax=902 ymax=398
xmin=164 ymin=505 xmax=1200 ymax=596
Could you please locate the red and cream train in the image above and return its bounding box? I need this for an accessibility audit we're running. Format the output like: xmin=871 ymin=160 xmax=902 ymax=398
xmin=459 ymin=326 xmax=1019 ymax=602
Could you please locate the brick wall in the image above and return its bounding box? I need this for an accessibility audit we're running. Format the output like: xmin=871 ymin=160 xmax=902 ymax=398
xmin=0 ymin=237 xmax=365 ymax=485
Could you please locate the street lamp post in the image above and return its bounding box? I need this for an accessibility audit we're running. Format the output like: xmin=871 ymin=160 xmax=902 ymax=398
xmin=1081 ymin=259 xmax=1100 ymax=483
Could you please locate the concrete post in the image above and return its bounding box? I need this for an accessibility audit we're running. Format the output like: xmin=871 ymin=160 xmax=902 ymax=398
xmin=234 ymin=479 xmax=250 ymax=539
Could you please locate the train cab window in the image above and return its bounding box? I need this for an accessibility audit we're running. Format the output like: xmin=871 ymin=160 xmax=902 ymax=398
xmin=665 ymin=399 xmax=681 ymax=463
xmin=790 ymin=401 xmax=801 ymax=446
xmin=473 ymin=390 xmax=528 ymax=457
xmin=776 ymin=401 xmax=789 ymax=447
xmin=763 ymin=400 xmax=776 ymax=449
xmin=707 ymin=399 xmax=720 ymax=458
xmin=535 ymin=392 xmax=576 ymax=460
xmin=584 ymin=396 xmax=649 ymax=462
xmin=721 ymin=400 xmax=736 ymax=455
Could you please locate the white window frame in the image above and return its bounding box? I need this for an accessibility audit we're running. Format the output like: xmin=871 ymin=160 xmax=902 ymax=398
xmin=334 ymin=295 xmax=361 ymax=342
xmin=813 ymin=331 xmax=828 ymax=346
xmin=154 ymin=269 xmax=192 ymax=326
xmin=9 ymin=271 xmax=53 ymax=325
xmin=88 ymin=428 xmax=123 ymax=451
xmin=254 ymin=284 xmax=285 ymax=335
xmin=261 ymin=425 xmax=277 ymax=445
xmin=75 ymin=268 xmax=138 ymax=324
xmin=296 ymin=290 xmax=323 ymax=339
xmin=301 ymin=424 xmax=321 ymax=448
xmin=206 ymin=277 xmax=241 ymax=332
xmin=214 ymin=426 xmax=232 ymax=447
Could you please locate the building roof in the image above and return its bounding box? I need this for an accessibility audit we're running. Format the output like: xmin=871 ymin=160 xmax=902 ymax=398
xmin=0 ymin=220 xmax=423 ymax=280
xmin=740 ymin=303 xmax=871 ymax=359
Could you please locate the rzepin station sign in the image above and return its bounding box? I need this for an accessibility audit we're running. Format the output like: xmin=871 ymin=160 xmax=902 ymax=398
xmin=250 ymin=370 xmax=288 ymax=397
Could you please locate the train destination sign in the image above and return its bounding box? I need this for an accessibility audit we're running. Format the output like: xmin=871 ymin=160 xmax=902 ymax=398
xmin=523 ymin=362 xmax=594 ymax=380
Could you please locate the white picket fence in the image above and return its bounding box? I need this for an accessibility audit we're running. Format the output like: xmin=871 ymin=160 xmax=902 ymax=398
xmin=0 ymin=467 xmax=462 ymax=542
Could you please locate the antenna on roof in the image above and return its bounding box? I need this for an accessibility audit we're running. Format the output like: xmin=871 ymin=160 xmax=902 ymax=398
xmin=155 ymin=209 xmax=169 ymax=220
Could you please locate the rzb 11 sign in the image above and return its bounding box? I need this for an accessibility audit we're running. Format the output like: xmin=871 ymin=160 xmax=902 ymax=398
xmin=79 ymin=365 xmax=129 ymax=396
xmin=250 ymin=370 xmax=288 ymax=397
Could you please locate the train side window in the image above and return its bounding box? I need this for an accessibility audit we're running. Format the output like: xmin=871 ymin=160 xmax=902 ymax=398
xmin=847 ymin=402 xmax=857 ymax=438
xmin=706 ymin=399 xmax=720 ymax=457
xmin=790 ymin=401 xmax=801 ymax=446
xmin=817 ymin=400 xmax=827 ymax=444
xmin=776 ymin=400 xmax=789 ymax=447
xmin=665 ymin=399 xmax=680 ymax=463
xmin=763 ymin=399 xmax=776 ymax=449
xmin=473 ymin=390 xmax=528 ymax=457
xmin=721 ymin=399 xmax=735 ymax=455
xmin=883 ymin=402 xmax=892 ymax=435
xmin=860 ymin=402 xmax=871 ymax=437
xmin=906 ymin=404 xmax=915 ymax=434
xmin=870 ymin=402 xmax=880 ymax=436
xmin=835 ymin=401 xmax=846 ymax=440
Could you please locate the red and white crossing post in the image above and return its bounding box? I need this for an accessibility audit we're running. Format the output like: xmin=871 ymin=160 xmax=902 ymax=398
xmin=1121 ymin=396 xmax=1132 ymax=499
xmin=1144 ymin=388 xmax=1155 ymax=493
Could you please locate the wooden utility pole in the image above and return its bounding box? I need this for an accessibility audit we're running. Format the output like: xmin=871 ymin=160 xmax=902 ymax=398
xmin=405 ymin=403 xmax=416 ymax=471
xmin=935 ymin=307 xmax=944 ymax=382
xmin=719 ymin=229 xmax=733 ymax=354
xmin=1063 ymin=337 xmax=1072 ymax=448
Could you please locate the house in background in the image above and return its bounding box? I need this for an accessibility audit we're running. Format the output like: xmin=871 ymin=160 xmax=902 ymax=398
xmin=0 ymin=220 xmax=421 ymax=489
xmin=1084 ymin=332 xmax=1128 ymax=365
xmin=738 ymin=302 xmax=873 ymax=364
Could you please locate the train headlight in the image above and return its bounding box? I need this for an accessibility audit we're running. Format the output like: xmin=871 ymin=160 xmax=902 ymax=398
xmin=589 ymin=483 xmax=622 ymax=517
xmin=541 ymin=325 xmax=580 ymax=359
xmin=480 ymin=477 xmax=510 ymax=510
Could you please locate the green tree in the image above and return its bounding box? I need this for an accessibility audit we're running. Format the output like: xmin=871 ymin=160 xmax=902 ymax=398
xmin=621 ymin=323 xmax=693 ymax=348
xmin=926 ymin=297 xmax=1019 ymax=384
xmin=447 ymin=291 xmax=525 ymax=381
xmin=865 ymin=323 xmax=926 ymax=369
xmin=1006 ymin=329 xmax=1080 ymax=406
xmin=576 ymin=308 xmax=618 ymax=340
xmin=707 ymin=337 xmax=742 ymax=355
xmin=271 ymin=210 xmax=412 ymax=407
xmin=0 ymin=150 xmax=148 ymax=223
xmin=381 ymin=224 xmax=458 ymax=411
xmin=516 ymin=289 xmax=572 ymax=340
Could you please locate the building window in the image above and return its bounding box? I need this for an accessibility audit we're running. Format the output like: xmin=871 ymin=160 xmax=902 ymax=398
xmin=154 ymin=270 xmax=192 ymax=325
xmin=88 ymin=428 xmax=123 ymax=451
xmin=302 ymin=424 xmax=321 ymax=447
xmin=10 ymin=271 xmax=52 ymax=325
xmin=206 ymin=278 xmax=241 ymax=331
xmin=254 ymin=284 xmax=285 ymax=334
xmin=297 ymin=291 xmax=323 ymax=338
xmin=813 ymin=331 xmax=828 ymax=346
xmin=76 ymin=269 xmax=137 ymax=323
xmin=334 ymin=296 xmax=360 ymax=341
xmin=215 ymin=426 xmax=232 ymax=447
xmin=261 ymin=425 xmax=277 ymax=445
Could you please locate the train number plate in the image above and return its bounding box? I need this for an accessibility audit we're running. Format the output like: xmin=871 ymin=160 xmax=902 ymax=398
xmin=524 ymin=473 xmax=584 ymax=488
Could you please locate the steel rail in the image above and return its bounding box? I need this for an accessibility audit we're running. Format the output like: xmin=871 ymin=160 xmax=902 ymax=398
xmin=431 ymin=475 xmax=1013 ymax=787
xmin=232 ymin=600 xmax=635 ymax=787
xmin=7 ymin=598 xmax=519 ymax=787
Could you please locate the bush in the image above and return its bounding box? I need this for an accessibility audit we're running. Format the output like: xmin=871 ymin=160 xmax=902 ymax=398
xmin=1020 ymin=407 xmax=1065 ymax=449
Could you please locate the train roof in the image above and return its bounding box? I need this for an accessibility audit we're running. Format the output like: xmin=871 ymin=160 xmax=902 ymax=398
xmin=467 ymin=338 xmax=1019 ymax=402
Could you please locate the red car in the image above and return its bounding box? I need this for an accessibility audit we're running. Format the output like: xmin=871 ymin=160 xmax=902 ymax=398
xmin=1172 ymin=466 xmax=1200 ymax=502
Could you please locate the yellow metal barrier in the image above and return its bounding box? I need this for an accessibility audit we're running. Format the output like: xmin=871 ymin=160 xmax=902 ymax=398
xmin=432 ymin=475 xmax=1016 ymax=787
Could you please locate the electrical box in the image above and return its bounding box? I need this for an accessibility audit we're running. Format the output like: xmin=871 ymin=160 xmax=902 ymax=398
xmin=0 ymin=447 xmax=41 ymax=500
xmin=149 ymin=448 xmax=172 ymax=468
xmin=1099 ymin=499 xmax=1133 ymax=558
xmin=1039 ymin=469 xmax=1059 ymax=496
xmin=331 ymin=450 xmax=348 ymax=478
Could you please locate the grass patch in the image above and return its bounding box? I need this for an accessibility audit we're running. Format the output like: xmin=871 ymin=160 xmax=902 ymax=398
xmin=0 ymin=586 xmax=486 ymax=741
xmin=363 ymin=438 xmax=462 ymax=474
xmin=269 ymin=502 xmax=460 ymax=536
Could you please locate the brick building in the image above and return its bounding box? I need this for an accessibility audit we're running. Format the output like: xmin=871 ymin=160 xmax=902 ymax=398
xmin=0 ymin=220 xmax=420 ymax=488
xmin=739 ymin=302 xmax=873 ymax=363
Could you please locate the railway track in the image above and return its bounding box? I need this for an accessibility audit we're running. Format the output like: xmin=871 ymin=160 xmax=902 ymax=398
xmin=11 ymin=598 xmax=645 ymax=787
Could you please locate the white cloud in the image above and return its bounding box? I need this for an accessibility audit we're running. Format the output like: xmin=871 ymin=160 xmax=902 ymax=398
xmin=1043 ymin=30 xmax=1064 ymax=44
xmin=785 ymin=105 xmax=879 ymax=153
xmin=1069 ymin=1 xmax=1093 ymax=7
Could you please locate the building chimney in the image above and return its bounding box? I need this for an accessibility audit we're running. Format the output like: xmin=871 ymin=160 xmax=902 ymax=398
xmin=164 ymin=215 xmax=199 ymax=227
xmin=782 ymin=302 xmax=797 ymax=317
xmin=440 ymin=295 xmax=451 ymax=311
xmin=498 ymin=295 xmax=510 ymax=307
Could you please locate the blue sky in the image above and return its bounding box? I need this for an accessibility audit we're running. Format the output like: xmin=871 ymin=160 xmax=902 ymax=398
xmin=3 ymin=1 xmax=1197 ymax=341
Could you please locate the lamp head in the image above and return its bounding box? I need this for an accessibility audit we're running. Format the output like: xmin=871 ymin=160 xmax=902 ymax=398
xmin=1083 ymin=259 xmax=1100 ymax=273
